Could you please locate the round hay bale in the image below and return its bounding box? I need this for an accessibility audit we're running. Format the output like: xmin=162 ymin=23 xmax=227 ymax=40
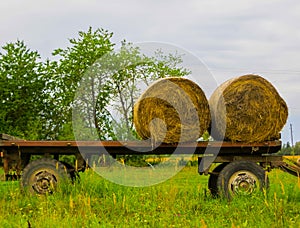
xmin=209 ymin=74 xmax=288 ymax=142
xmin=133 ymin=77 xmax=211 ymax=143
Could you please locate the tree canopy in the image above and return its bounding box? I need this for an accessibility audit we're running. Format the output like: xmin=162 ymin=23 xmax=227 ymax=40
xmin=0 ymin=27 xmax=189 ymax=140
xmin=0 ymin=40 xmax=46 ymax=139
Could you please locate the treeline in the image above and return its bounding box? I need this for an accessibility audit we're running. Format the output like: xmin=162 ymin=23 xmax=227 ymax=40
xmin=0 ymin=27 xmax=189 ymax=140
xmin=278 ymin=142 xmax=300 ymax=155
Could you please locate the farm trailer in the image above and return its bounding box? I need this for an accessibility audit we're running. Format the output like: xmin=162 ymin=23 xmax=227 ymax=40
xmin=0 ymin=133 xmax=299 ymax=198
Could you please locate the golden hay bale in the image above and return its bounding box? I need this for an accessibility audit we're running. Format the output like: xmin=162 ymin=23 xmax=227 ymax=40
xmin=209 ymin=74 xmax=288 ymax=142
xmin=133 ymin=77 xmax=211 ymax=143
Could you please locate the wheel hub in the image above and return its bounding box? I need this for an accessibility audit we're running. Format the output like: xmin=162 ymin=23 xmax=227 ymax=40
xmin=230 ymin=171 xmax=257 ymax=194
xmin=32 ymin=171 xmax=57 ymax=194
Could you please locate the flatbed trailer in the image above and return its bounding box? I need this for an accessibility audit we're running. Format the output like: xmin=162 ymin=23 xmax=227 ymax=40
xmin=0 ymin=133 xmax=299 ymax=198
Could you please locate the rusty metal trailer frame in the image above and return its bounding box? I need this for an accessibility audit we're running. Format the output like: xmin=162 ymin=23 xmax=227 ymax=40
xmin=0 ymin=138 xmax=282 ymax=174
xmin=0 ymin=133 xmax=299 ymax=196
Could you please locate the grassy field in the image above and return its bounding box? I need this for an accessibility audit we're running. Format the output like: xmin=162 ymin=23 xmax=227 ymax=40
xmin=0 ymin=166 xmax=299 ymax=228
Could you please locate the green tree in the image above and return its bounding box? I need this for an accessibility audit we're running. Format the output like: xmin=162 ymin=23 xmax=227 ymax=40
xmin=52 ymin=28 xmax=190 ymax=140
xmin=0 ymin=40 xmax=46 ymax=139
xmin=0 ymin=27 xmax=190 ymax=142
xmin=107 ymin=41 xmax=190 ymax=140
xmin=294 ymin=141 xmax=300 ymax=155
xmin=50 ymin=27 xmax=115 ymax=140
xmin=278 ymin=142 xmax=293 ymax=155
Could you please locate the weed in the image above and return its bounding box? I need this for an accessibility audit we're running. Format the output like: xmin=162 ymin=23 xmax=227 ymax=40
xmin=0 ymin=167 xmax=299 ymax=227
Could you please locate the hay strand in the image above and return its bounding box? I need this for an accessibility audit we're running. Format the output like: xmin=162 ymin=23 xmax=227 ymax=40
xmin=209 ymin=74 xmax=288 ymax=142
xmin=133 ymin=77 xmax=211 ymax=143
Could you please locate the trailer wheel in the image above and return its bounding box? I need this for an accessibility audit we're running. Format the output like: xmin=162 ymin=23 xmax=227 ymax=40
xmin=217 ymin=161 xmax=269 ymax=199
xmin=21 ymin=158 xmax=71 ymax=195
xmin=208 ymin=163 xmax=228 ymax=197
xmin=60 ymin=161 xmax=80 ymax=182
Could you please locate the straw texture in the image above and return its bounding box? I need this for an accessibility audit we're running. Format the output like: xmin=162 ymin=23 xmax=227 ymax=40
xmin=133 ymin=77 xmax=210 ymax=143
xmin=209 ymin=74 xmax=288 ymax=142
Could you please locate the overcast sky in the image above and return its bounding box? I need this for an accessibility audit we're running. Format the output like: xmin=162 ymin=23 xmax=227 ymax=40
xmin=1 ymin=0 xmax=300 ymax=143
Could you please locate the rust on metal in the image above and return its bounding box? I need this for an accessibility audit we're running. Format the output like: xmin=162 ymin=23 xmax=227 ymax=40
xmin=0 ymin=139 xmax=282 ymax=156
xmin=0 ymin=140 xmax=281 ymax=148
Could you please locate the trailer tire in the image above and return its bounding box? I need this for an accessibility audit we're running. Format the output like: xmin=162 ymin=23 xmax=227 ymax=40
xmin=217 ymin=161 xmax=269 ymax=199
xmin=60 ymin=161 xmax=80 ymax=182
xmin=21 ymin=158 xmax=71 ymax=195
xmin=208 ymin=163 xmax=228 ymax=197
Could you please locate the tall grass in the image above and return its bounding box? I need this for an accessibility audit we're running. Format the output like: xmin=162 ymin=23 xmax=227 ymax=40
xmin=0 ymin=167 xmax=299 ymax=227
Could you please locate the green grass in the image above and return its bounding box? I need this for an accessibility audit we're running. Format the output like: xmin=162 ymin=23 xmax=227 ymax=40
xmin=0 ymin=167 xmax=299 ymax=227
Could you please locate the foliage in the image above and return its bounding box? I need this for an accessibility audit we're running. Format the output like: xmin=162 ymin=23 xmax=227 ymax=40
xmin=105 ymin=41 xmax=190 ymax=140
xmin=50 ymin=27 xmax=115 ymax=140
xmin=278 ymin=142 xmax=299 ymax=155
xmin=71 ymin=40 xmax=190 ymax=141
xmin=0 ymin=27 xmax=189 ymax=141
xmin=0 ymin=41 xmax=47 ymax=139
xmin=293 ymin=141 xmax=300 ymax=155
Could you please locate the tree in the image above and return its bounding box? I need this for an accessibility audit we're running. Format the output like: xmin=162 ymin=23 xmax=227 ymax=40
xmin=52 ymin=28 xmax=190 ymax=140
xmin=0 ymin=40 xmax=46 ymax=139
xmin=107 ymin=41 xmax=190 ymax=140
xmin=294 ymin=142 xmax=300 ymax=155
xmin=278 ymin=142 xmax=293 ymax=155
xmin=0 ymin=27 xmax=190 ymax=142
xmin=50 ymin=27 xmax=115 ymax=139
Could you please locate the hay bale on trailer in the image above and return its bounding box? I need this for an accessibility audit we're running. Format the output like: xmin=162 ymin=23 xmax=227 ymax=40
xmin=133 ymin=77 xmax=211 ymax=143
xmin=209 ymin=74 xmax=288 ymax=142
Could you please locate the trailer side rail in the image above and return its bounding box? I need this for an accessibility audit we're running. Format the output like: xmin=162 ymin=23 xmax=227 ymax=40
xmin=0 ymin=140 xmax=282 ymax=156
